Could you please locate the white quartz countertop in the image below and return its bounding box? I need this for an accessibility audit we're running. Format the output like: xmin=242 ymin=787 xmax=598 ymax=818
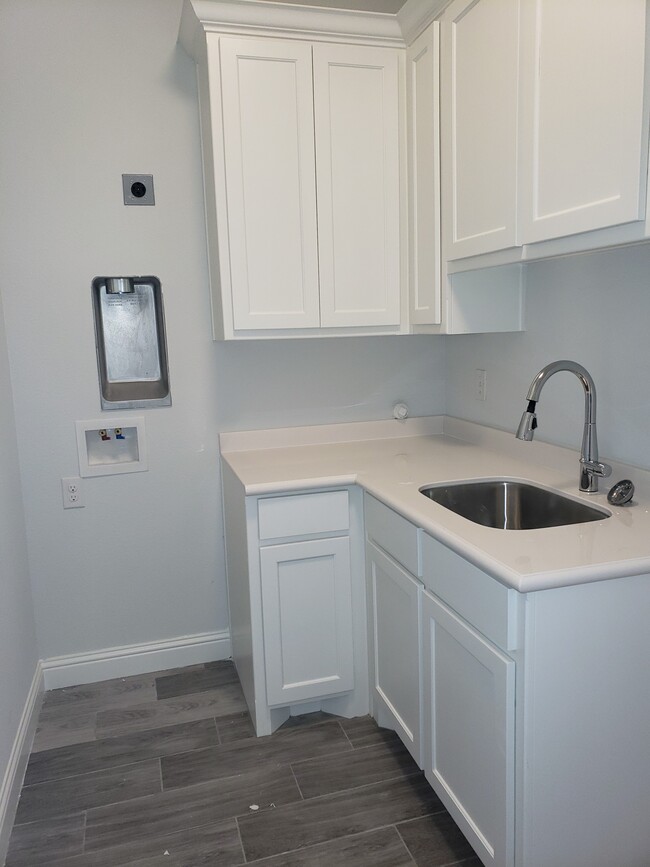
xmin=220 ymin=417 xmax=650 ymax=593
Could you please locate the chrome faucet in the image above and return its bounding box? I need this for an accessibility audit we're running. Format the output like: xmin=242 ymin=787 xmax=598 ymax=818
xmin=515 ymin=360 xmax=611 ymax=493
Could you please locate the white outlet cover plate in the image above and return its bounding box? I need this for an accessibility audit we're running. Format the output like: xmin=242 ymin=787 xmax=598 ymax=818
xmin=61 ymin=476 xmax=84 ymax=509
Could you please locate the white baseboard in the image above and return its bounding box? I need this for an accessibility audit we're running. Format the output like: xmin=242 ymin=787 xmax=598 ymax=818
xmin=0 ymin=662 xmax=44 ymax=866
xmin=41 ymin=630 xmax=231 ymax=690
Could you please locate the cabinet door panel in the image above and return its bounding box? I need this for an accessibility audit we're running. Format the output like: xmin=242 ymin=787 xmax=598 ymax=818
xmin=369 ymin=543 xmax=422 ymax=765
xmin=260 ymin=537 xmax=354 ymax=706
xmin=313 ymin=43 xmax=401 ymax=328
xmin=422 ymin=590 xmax=515 ymax=867
xmin=407 ymin=22 xmax=441 ymax=325
xmin=220 ymin=38 xmax=320 ymax=330
xmin=441 ymin=0 xmax=520 ymax=258
xmin=519 ymin=0 xmax=648 ymax=243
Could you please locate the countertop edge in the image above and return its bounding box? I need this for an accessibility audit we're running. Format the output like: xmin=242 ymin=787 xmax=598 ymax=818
xmin=220 ymin=417 xmax=650 ymax=594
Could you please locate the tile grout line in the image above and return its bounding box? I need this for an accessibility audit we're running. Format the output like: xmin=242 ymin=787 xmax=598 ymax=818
xmin=234 ymin=815 xmax=248 ymax=865
xmin=339 ymin=719 xmax=355 ymax=749
xmin=235 ymin=770 xmax=438 ymax=820
xmin=18 ymin=753 xmax=168 ymax=793
xmin=394 ymin=822 xmax=420 ymax=865
xmin=81 ymin=810 xmax=87 ymax=856
xmin=288 ymin=761 xmax=305 ymax=801
xmin=242 ymin=820 xmax=432 ymax=866
xmin=289 ymin=735 xmax=408 ymax=772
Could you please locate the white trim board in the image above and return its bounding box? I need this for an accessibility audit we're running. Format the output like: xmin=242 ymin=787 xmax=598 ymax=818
xmin=0 ymin=663 xmax=44 ymax=866
xmin=41 ymin=630 xmax=231 ymax=690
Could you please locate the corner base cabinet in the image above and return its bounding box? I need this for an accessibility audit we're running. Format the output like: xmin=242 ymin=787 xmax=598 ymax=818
xmin=366 ymin=497 xmax=650 ymax=867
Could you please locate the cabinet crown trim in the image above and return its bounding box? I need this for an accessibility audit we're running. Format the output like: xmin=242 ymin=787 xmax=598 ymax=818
xmin=397 ymin=0 xmax=449 ymax=44
xmin=180 ymin=0 xmax=407 ymax=47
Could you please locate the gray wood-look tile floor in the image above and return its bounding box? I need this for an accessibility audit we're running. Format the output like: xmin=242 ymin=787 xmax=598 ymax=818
xmin=5 ymin=661 xmax=481 ymax=866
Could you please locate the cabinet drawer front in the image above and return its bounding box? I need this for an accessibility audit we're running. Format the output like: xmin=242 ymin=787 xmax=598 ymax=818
xmin=258 ymin=490 xmax=349 ymax=541
xmin=422 ymin=534 xmax=518 ymax=650
xmin=365 ymin=494 xmax=421 ymax=577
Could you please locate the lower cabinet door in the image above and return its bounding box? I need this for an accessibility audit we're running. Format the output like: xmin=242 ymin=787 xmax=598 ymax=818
xmin=260 ymin=536 xmax=354 ymax=706
xmin=368 ymin=541 xmax=422 ymax=765
xmin=422 ymin=589 xmax=515 ymax=867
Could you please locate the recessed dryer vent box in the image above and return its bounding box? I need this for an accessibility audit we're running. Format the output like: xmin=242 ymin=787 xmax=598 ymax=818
xmin=76 ymin=417 xmax=147 ymax=477
xmin=91 ymin=276 xmax=171 ymax=410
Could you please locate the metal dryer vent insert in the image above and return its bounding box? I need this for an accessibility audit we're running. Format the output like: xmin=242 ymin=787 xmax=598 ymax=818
xmin=91 ymin=276 xmax=171 ymax=410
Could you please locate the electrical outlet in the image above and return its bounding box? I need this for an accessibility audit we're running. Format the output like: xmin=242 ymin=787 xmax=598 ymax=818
xmin=475 ymin=369 xmax=487 ymax=401
xmin=61 ymin=476 xmax=84 ymax=509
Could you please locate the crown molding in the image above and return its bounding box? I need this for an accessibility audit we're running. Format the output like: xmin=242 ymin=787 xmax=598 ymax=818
xmin=397 ymin=0 xmax=448 ymax=43
xmin=180 ymin=0 xmax=406 ymax=48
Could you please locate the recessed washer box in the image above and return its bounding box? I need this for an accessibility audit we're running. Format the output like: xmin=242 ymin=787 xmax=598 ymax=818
xmin=91 ymin=276 xmax=171 ymax=410
xmin=76 ymin=417 xmax=147 ymax=477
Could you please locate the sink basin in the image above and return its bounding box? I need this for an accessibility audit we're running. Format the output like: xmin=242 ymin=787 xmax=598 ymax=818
xmin=420 ymin=479 xmax=610 ymax=530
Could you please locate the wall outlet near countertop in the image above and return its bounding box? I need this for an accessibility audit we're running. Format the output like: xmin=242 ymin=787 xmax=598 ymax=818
xmin=475 ymin=369 xmax=487 ymax=401
xmin=61 ymin=477 xmax=84 ymax=509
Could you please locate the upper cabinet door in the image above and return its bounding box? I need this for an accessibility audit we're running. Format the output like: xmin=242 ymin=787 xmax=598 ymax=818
xmin=219 ymin=38 xmax=320 ymax=331
xmin=518 ymin=0 xmax=648 ymax=244
xmin=313 ymin=43 xmax=401 ymax=328
xmin=440 ymin=0 xmax=520 ymax=259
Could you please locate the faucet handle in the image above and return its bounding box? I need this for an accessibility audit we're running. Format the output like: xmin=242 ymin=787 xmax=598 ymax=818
xmin=581 ymin=459 xmax=612 ymax=478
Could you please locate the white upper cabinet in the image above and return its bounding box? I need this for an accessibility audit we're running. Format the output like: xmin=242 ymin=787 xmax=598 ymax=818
xmin=440 ymin=0 xmax=520 ymax=259
xmin=185 ymin=14 xmax=403 ymax=340
xmin=314 ymin=44 xmax=401 ymax=329
xmin=219 ymin=38 xmax=321 ymax=331
xmin=518 ymin=0 xmax=648 ymax=244
xmin=441 ymin=0 xmax=650 ymax=262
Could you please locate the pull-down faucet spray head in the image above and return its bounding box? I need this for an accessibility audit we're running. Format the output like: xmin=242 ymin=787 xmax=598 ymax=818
xmin=515 ymin=400 xmax=538 ymax=441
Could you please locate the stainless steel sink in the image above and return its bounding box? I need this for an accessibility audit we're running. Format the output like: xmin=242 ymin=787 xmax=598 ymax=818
xmin=420 ymin=479 xmax=610 ymax=530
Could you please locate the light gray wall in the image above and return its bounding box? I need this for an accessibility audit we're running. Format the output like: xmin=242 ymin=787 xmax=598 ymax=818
xmin=0 ymin=0 xmax=225 ymax=659
xmin=215 ymin=335 xmax=445 ymax=431
xmin=0 ymin=287 xmax=38 ymax=809
xmin=445 ymin=243 xmax=650 ymax=470
xmin=0 ymin=0 xmax=445 ymax=663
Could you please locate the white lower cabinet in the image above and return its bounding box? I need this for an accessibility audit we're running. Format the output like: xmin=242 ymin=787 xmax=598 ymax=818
xmin=421 ymin=589 xmax=515 ymax=867
xmin=421 ymin=532 xmax=518 ymax=867
xmin=260 ymin=536 xmax=354 ymax=706
xmin=221 ymin=471 xmax=367 ymax=737
xmin=365 ymin=495 xmax=517 ymax=865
